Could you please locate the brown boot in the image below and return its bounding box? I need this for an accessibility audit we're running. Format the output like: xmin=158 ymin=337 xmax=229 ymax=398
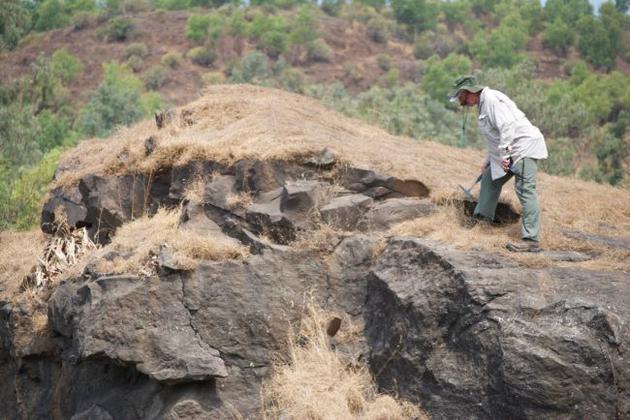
xmin=506 ymin=240 xmax=541 ymax=253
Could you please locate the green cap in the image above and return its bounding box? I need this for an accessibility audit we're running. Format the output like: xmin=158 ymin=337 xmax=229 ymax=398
xmin=449 ymin=75 xmax=485 ymax=103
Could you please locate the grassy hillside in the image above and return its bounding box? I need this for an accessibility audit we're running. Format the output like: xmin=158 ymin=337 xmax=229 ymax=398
xmin=1 ymin=0 xmax=629 ymax=231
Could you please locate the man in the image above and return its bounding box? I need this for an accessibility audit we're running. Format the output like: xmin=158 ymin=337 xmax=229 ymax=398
xmin=449 ymin=75 xmax=548 ymax=252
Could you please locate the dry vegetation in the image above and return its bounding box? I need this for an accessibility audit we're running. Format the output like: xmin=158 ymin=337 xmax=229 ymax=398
xmin=51 ymin=84 xmax=630 ymax=271
xmin=263 ymin=303 xmax=426 ymax=420
xmin=0 ymin=229 xmax=46 ymax=303
xmin=73 ymin=207 xmax=248 ymax=276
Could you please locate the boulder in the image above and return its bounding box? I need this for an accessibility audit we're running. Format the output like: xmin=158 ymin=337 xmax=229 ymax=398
xmin=341 ymin=167 xmax=429 ymax=198
xmin=319 ymin=194 xmax=373 ymax=230
xmin=365 ymin=237 xmax=630 ymax=419
xmin=359 ymin=197 xmax=437 ymax=230
xmin=48 ymin=275 xmax=228 ymax=384
xmin=246 ymin=191 xmax=296 ymax=244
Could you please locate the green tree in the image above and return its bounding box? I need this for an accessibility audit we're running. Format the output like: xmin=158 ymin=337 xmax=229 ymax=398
xmin=542 ymin=19 xmax=574 ymax=56
xmin=391 ymin=0 xmax=438 ymax=31
xmin=544 ymin=0 xmax=592 ymax=25
xmin=616 ymin=0 xmax=630 ymax=13
xmin=51 ymin=48 xmax=84 ymax=84
xmin=0 ymin=0 xmax=32 ymax=50
xmin=75 ymin=62 xmax=145 ymax=137
xmin=422 ymin=53 xmax=471 ymax=105
xmin=34 ymin=0 xmax=71 ymax=31
xmin=469 ymin=13 xmax=528 ymax=68
xmin=577 ymin=15 xmax=616 ymax=69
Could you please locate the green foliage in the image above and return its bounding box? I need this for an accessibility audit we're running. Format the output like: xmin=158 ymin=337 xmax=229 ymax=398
xmin=440 ymin=0 xmax=469 ymax=27
xmin=616 ymin=0 xmax=630 ymax=13
xmin=279 ymin=67 xmax=306 ymax=93
xmin=51 ymin=49 xmax=84 ymax=84
xmin=576 ymin=4 xmax=624 ymax=70
xmin=144 ymin=65 xmax=168 ymax=90
xmin=228 ymin=9 xmax=247 ymax=37
xmin=539 ymin=138 xmax=577 ymax=177
xmin=366 ymin=15 xmax=389 ymax=43
xmin=187 ymin=45 xmax=218 ymax=67
xmin=75 ymin=62 xmax=145 ymax=137
xmin=1 ymin=0 xmax=32 ymax=50
xmin=391 ymin=0 xmax=438 ymax=31
xmin=71 ymin=10 xmax=100 ymax=30
xmin=413 ymin=34 xmax=433 ymax=60
xmin=140 ymin=91 xmax=164 ymax=117
xmin=126 ymin=55 xmax=144 ymax=72
xmin=35 ymin=110 xmax=75 ymax=151
xmin=422 ymin=53 xmax=471 ymax=105
xmin=229 ymin=51 xmax=269 ymax=83
xmin=34 ymin=0 xmax=71 ymax=31
xmin=0 ymin=103 xmax=42 ymax=169
xmin=8 ymin=148 xmax=62 ymax=230
xmin=152 ymin=0 xmax=191 ymax=10
xmin=321 ymin=0 xmax=343 ymax=16
xmin=376 ymin=53 xmax=392 ymax=71
xmin=187 ymin=14 xmax=213 ymax=43
xmin=542 ymin=19 xmax=574 ymax=56
xmin=356 ymin=0 xmax=385 ymax=9
xmin=593 ymin=131 xmax=627 ymax=185
xmin=106 ymin=17 xmax=135 ymax=42
xmin=544 ymin=0 xmax=592 ymax=25
xmin=306 ymin=39 xmax=332 ymax=63
xmin=125 ymin=43 xmax=149 ymax=59
xmin=161 ymin=51 xmax=183 ymax=68
xmin=261 ymin=29 xmax=288 ymax=58
xmin=469 ymin=14 xmax=528 ymax=69
xmin=290 ymin=5 xmax=319 ymax=46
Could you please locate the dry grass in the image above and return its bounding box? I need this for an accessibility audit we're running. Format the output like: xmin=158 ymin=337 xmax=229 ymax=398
xmin=49 ymin=84 xmax=630 ymax=270
xmin=0 ymin=229 xmax=46 ymax=302
xmin=263 ymin=303 xmax=426 ymax=420
xmin=75 ymin=208 xmax=248 ymax=276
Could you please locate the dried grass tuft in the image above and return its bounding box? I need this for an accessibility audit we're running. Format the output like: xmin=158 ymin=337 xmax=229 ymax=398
xmin=84 ymin=207 xmax=248 ymax=275
xmin=263 ymin=303 xmax=426 ymax=420
xmin=0 ymin=229 xmax=47 ymax=303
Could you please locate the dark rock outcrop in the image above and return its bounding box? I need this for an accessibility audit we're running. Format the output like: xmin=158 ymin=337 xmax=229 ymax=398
xmin=365 ymin=237 xmax=629 ymax=419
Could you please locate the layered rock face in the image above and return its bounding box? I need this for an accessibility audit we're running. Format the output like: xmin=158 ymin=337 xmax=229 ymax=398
xmin=2 ymin=148 xmax=628 ymax=419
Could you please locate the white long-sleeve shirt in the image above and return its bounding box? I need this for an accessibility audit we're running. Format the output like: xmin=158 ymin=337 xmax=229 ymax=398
xmin=478 ymin=88 xmax=548 ymax=180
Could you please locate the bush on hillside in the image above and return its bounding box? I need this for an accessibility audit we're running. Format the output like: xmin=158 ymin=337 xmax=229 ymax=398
xmin=544 ymin=0 xmax=592 ymax=26
xmin=391 ymin=0 xmax=438 ymax=31
xmin=144 ymin=65 xmax=168 ymax=90
xmin=105 ymin=17 xmax=135 ymax=42
xmin=367 ymin=15 xmax=389 ymax=43
xmin=126 ymin=55 xmax=144 ymax=72
xmin=0 ymin=0 xmax=31 ymax=50
xmin=306 ymin=39 xmax=332 ymax=63
xmin=75 ymin=62 xmax=144 ymax=137
xmin=51 ymin=49 xmax=84 ymax=85
xmin=230 ymin=51 xmax=269 ymax=83
xmin=469 ymin=14 xmax=528 ymax=69
xmin=321 ymin=0 xmax=343 ymax=16
xmin=413 ymin=35 xmax=433 ymax=60
xmin=186 ymin=14 xmax=212 ymax=43
xmin=376 ymin=53 xmax=392 ymax=71
xmin=140 ymin=91 xmax=164 ymax=117
xmin=542 ymin=19 xmax=574 ymax=56
xmin=152 ymin=0 xmax=190 ymax=10
xmin=290 ymin=5 xmax=319 ymax=47
xmin=34 ymin=0 xmax=71 ymax=31
xmin=71 ymin=11 xmax=100 ymax=30
xmin=202 ymin=71 xmax=226 ymax=85
xmin=187 ymin=45 xmax=218 ymax=67
xmin=261 ymin=30 xmax=288 ymax=58
xmin=422 ymin=53 xmax=471 ymax=105
xmin=161 ymin=51 xmax=183 ymax=68
xmin=279 ymin=67 xmax=306 ymax=93
xmin=125 ymin=43 xmax=149 ymax=59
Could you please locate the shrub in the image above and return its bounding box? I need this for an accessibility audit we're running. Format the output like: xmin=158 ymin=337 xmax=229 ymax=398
xmin=186 ymin=14 xmax=213 ymax=43
xmin=187 ymin=45 xmax=218 ymax=67
xmin=261 ymin=30 xmax=288 ymax=58
xmin=381 ymin=67 xmax=399 ymax=88
xmin=542 ymin=19 xmax=574 ymax=56
xmin=413 ymin=36 xmax=433 ymax=60
xmin=0 ymin=0 xmax=31 ymax=50
xmin=202 ymin=71 xmax=226 ymax=85
xmin=290 ymin=5 xmax=319 ymax=46
xmin=306 ymin=39 xmax=332 ymax=63
xmin=75 ymin=62 xmax=144 ymax=137
xmin=144 ymin=65 xmax=168 ymax=90
xmin=229 ymin=51 xmax=269 ymax=83
xmin=71 ymin=10 xmax=99 ymax=30
xmin=51 ymin=49 xmax=84 ymax=84
xmin=391 ymin=0 xmax=438 ymax=31
xmin=106 ymin=17 xmax=135 ymax=42
xmin=422 ymin=53 xmax=471 ymax=105
xmin=280 ymin=67 xmax=305 ymax=93
xmin=376 ymin=53 xmax=392 ymax=71
xmin=469 ymin=14 xmax=528 ymax=69
xmin=539 ymin=137 xmax=577 ymax=177
xmin=34 ymin=0 xmax=71 ymax=31
xmin=152 ymin=0 xmax=191 ymax=10
xmin=161 ymin=51 xmax=183 ymax=68
xmin=126 ymin=55 xmax=144 ymax=72
xmin=321 ymin=0 xmax=343 ymax=16
xmin=120 ymin=0 xmax=151 ymax=13
xmin=125 ymin=42 xmax=149 ymax=59
xmin=140 ymin=91 xmax=164 ymax=117
xmin=366 ymin=15 xmax=389 ymax=43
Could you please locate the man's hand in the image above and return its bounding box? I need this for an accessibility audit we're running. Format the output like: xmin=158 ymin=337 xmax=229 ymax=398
xmin=501 ymin=158 xmax=511 ymax=172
